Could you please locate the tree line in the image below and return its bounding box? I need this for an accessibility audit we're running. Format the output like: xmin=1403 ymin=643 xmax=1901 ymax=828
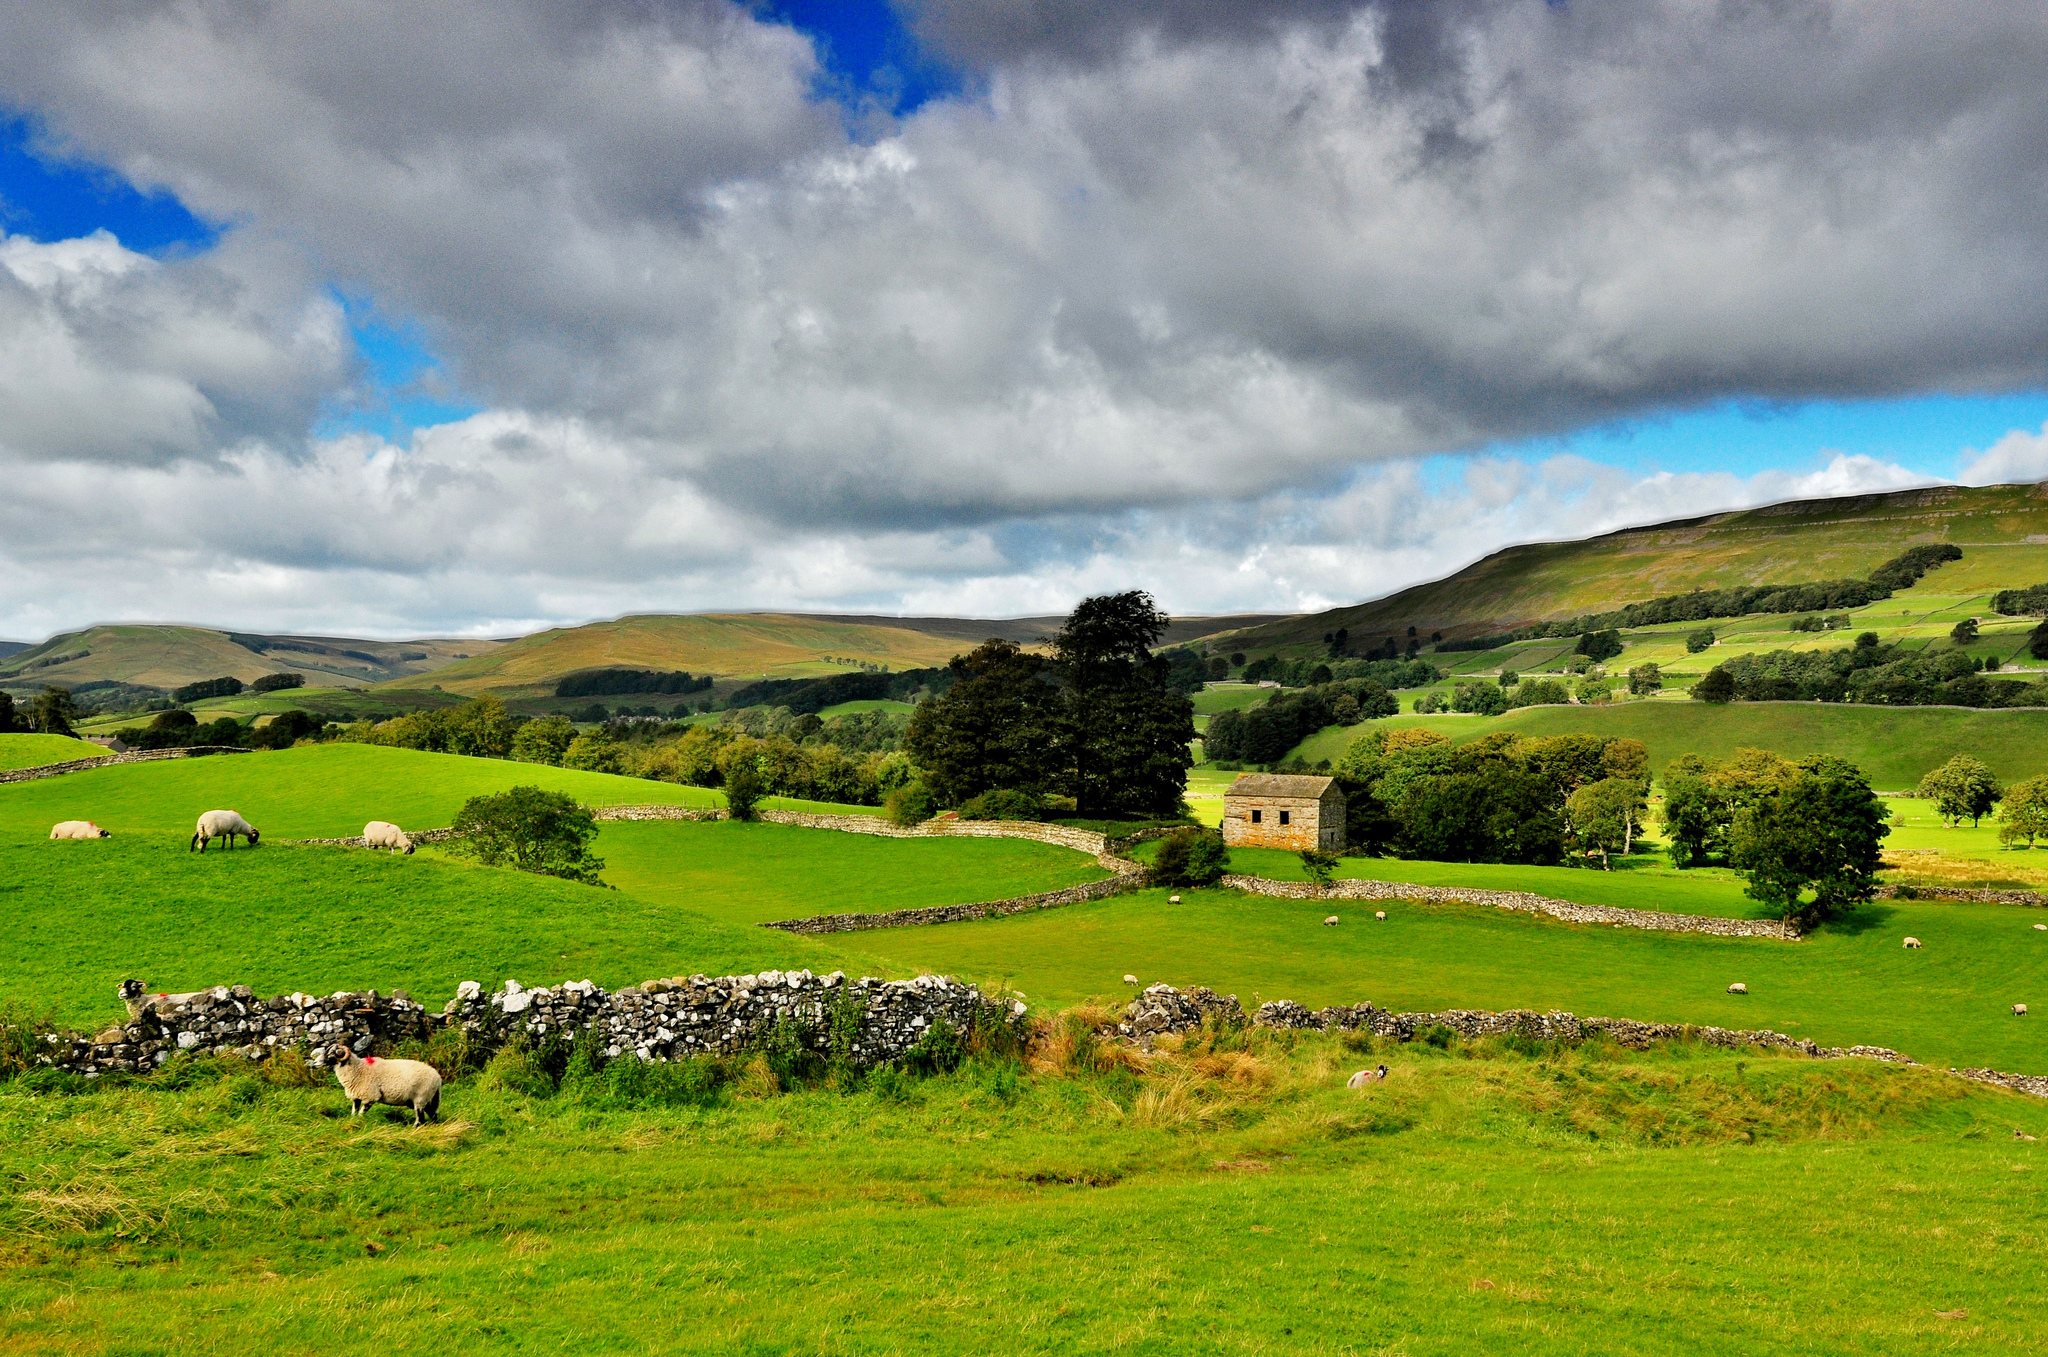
xmin=1694 ymin=632 xmax=2048 ymax=708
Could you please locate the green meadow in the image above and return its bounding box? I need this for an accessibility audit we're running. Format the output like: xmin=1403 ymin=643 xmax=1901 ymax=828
xmin=0 ymin=734 xmax=104 ymax=771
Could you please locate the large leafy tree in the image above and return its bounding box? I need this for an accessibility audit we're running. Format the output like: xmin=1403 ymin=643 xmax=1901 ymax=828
xmin=1729 ymin=756 xmax=1889 ymax=927
xmin=1999 ymin=776 xmax=2048 ymax=848
xmin=30 ymin=685 xmax=77 ymax=737
xmin=1915 ymin=754 xmax=2001 ymax=827
xmin=1053 ymin=591 xmax=1195 ymax=816
xmin=452 ymin=786 xmax=606 ymax=886
xmin=905 ymin=638 xmax=1061 ymax=806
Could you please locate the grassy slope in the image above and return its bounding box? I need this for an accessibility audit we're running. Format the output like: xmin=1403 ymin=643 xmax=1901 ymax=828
xmin=410 ymin=614 xmax=981 ymax=696
xmin=1284 ymin=703 xmax=2048 ymax=788
xmin=5 ymin=1044 xmax=2044 ymax=1353
xmin=0 ymin=624 xmax=487 ymax=691
xmin=0 ymin=733 xmax=107 ymax=770
xmin=597 ymin=820 xmax=1108 ymax=925
xmin=1217 ymin=481 xmax=2048 ymax=651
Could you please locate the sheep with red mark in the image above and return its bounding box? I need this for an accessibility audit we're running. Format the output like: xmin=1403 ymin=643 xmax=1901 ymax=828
xmin=326 ymin=1044 xmax=442 ymax=1125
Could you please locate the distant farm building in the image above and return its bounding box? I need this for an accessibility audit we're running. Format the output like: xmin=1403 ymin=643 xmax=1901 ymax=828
xmin=1222 ymin=773 xmax=1345 ymax=852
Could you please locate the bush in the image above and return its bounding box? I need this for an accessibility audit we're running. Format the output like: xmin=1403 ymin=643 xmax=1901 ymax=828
xmin=1693 ymin=668 xmax=1736 ymax=703
xmin=724 ymin=759 xmax=765 ymax=821
xmin=959 ymin=787 xmax=1045 ymax=821
xmin=451 ymin=785 xmax=607 ymax=886
xmin=884 ymin=780 xmax=936 ymax=827
xmin=1575 ymin=630 xmax=1623 ymax=662
xmin=1150 ymin=828 xmax=1230 ymax=886
xmin=1298 ymin=847 xmax=1339 ymax=886
xmin=1685 ymin=629 xmax=1716 ymax=654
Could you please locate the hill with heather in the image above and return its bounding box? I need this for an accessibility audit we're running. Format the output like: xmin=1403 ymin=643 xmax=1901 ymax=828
xmin=1215 ymin=481 xmax=2048 ymax=655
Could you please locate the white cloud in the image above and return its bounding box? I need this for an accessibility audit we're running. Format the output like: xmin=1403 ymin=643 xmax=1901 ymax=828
xmin=1959 ymin=422 xmax=2048 ymax=487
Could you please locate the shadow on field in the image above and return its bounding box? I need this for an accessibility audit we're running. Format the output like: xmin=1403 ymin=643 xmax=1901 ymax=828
xmin=1811 ymin=903 xmax=1897 ymax=937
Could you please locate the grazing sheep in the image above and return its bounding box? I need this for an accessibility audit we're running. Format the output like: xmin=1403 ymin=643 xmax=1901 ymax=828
xmin=2035 ymin=924 xmax=2046 ymax=932
xmin=1324 ymin=915 xmax=1340 ymax=926
xmin=190 ymin=810 xmax=259 ymax=852
xmin=326 ymin=1044 xmax=442 ymax=1125
xmin=1374 ymin=910 xmax=1387 ymax=921
xmin=1347 ymin=1066 xmax=1388 ymax=1089
xmin=2016 ymin=1004 xmax=2029 ymax=1016
xmin=2016 ymin=1129 xmax=2038 ymax=1142
xmin=1168 ymin=895 xmax=1181 ymax=904
xmin=49 ymin=821 xmax=111 ymax=839
xmin=1123 ymin=973 xmax=1139 ymax=985
xmin=117 ymin=978 xmax=204 ymax=1019
xmin=1727 ymin=982 xmax=1748 ymax=994
xmin=1903 ymin=936 xmax=1923 ymax=949
xmin=362 ymin=821 xmax=414 ymax=854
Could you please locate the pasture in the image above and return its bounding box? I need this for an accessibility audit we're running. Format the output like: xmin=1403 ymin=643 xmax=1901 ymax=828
xmin=0 ymin=734 xmax=105 ymax=771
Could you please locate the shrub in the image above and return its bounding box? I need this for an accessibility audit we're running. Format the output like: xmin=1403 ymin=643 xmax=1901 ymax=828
xmin=1685 ymin=629 xmax=1716 ymax=654
xmin=451 ymin=785 xmax=607 ymax=886
xmin=1575 ymin=630 xmax=1623 ymax=662
xmin=479 ymin=1041 xmax=558 ymax=1099
xmin=724 ymin=759 xmax=765 ymax=821
xmin=1150 ymin=828 xmax=1230 ymax=886
xmin=1693 ymin=668 xmax=1736 ymax=703
xmin=884 ymin=780 xmax=936 ymax=827
xmin=1298 ymin=847 xmax=1339 ymax=886
xmin=959 ymin=787 xmax=1045 ymax=822
xmin=561 ymin=730 xmax=624 ymax=775
xmin=1412 ymin=692 xmax=1446 ymax=714
xmin=510 ymin=714 xmax=576 ymax=765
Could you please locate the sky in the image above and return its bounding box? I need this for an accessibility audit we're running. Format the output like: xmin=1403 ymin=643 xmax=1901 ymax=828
xmin=0 ymin=1 xmax=2045 ymax=642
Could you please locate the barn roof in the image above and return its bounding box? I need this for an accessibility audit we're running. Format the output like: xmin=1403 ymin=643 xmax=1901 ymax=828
xmin=1224 ymin=773 xmax=1340 ymax=800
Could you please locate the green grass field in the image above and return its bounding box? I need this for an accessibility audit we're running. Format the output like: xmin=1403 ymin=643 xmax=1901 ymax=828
xmin=72 ymin=686 xmax=466 ymax=733
xmin=6 ymin=1035 xmax=2045 ymax=1353
xmin=0 ymin=734 xmax=106 ymax=770
xmin=1283 ymin=702 xmax=2048 ymax=789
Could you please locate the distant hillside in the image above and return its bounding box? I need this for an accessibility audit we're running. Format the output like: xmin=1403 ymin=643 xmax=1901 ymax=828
xmin=0 ymin=625 xmax=496 ymax=694
xmin=406 ymin=611 xmax=1276 ymax=698
xmin=1217 ymin=481 xmax=2048 ymax=655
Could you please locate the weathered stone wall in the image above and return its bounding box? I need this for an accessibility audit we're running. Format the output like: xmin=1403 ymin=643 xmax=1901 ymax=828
xmin=755 ymin=809 xmax=1115 ymax=856
xmin=0 ymin=745 xmax=249 ymax=786
xmin=1877 ymin=884 xmax=2047 ymax=907
xmin=1219 ymin=874 xmax=1803 ymax=940
xmin=1221 ymin=794 xmax=1336 ymax=853
xmin=30 ymin=971 xmax=1002 ymax=1079
xmin=762 ymin=874 xmax=1140 ymax=934
xmin=292 ymin=826 xmax=465 ymax=848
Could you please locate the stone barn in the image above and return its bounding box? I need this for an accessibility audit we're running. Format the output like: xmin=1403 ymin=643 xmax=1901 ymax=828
xmin=1221 ymin=773 xmax=1345 ymax=852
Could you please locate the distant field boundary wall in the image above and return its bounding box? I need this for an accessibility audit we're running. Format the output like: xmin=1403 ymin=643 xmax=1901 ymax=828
xmin=1877 ymin=884 xmax=2048 ymax=907
xmin=1218 ymin=874 xmax=1803 ymax=940
xmin=0 ymin=746 xmax=248 ymax=785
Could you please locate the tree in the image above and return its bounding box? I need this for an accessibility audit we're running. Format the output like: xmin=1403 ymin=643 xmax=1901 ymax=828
xmin=447 ymin=697 xmax=518 ymax=759
xmin=1998 ymin=776 xmax=2048 ymax=848
xmin=1052 ymin=591 xmax=1195 ymax=816
xmin=252 ymin=672 xmax=305 ymax=693
xmin=1298 ymin=847 xmax=1339 ymax=887
xmin=562 ymin=729 xmax=624 ymax=775
xmin=1693 ymin=668 xmax=1736 ymax=704
xmin=723 ymin=758 xmax=765 ymax=821
xmin=1151 ymin=828 xmax=1230 ymax=886
xmin=1728 ymin=757 xmax=1889 ymax=927
xmin=0 ymin=690 xmax=15 ymax=733
xmin=1660 ymin=763 xmax=1729 ymax=868
xmin=1450 ymin=680 xmax=1507 ymax=715
xmin=29 ymin=685 xmax=77 ymax=736
xmin=1915 ymin=754 xmax=2001 ymax=827
xmin=2031 ymin=620 xmax=2048 ymax=662
xmin=1950 ymin=618 xmax=1979 ymax=645
xmin=1685 ymin=629 xmax=1716 ymax=654
xmin=905 ymin=639 xmax=1059 ymax=806
xmin=1566 ymin=777 xmax=1645 ymax=868
xmin=510 ymin=715 xmax=576 ymax=765
xmin=1575 ymin=630 xmax=1623 ymax=662
xmin=452 ymin=786 xmax=606 ymax=886
xmin=1627 ymin=662 xmax=1662 ymax=695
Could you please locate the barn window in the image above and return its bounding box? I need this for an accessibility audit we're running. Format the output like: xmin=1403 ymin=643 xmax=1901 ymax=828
xmin=1250 ymin=809 xmax=1262 ymax=824
xmin=1279 ymin=810 xmax=1291 ymax=826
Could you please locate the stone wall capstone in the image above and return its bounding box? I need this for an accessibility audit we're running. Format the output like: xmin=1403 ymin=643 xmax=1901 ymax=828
xmin=1219 ymin=874 xmax=1803 ymax=941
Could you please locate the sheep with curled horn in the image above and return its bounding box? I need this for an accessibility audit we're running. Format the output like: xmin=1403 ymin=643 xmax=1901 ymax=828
xmin=326 ymin=1044 xmax=443 ymax=1126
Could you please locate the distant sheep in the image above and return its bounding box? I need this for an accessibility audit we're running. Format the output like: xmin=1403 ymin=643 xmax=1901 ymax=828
xmin=1374 ymin=911 xmax=1387 ymax=921
xmin=1324 ymin=915 xmax=1340 ymax=926
xmin=362 ymin=821 xmax=414 ymax=854
xmin=1727 ymin=982 xmax=1748 ymax=994
xmin=49 ymin=821 xmax=110 ymax=840
xmin=118 ymin=978 xmax=204 ymax=1019
xmin=190 ymin=810 xmax=259 ymax=852
xmin=1903 ymin=936 xmax=1923 ymax=949
xmin=1123 ymin=973 xmax=1138 ymax=985
xmin=2016 ymin=1004 xmax=2030 ymax=1017
xmin=2036 ymin=924 xmax=2046 ymax=932
xmin=1347 ymin=1065 xmax=1388 ymax=1088
xmin=326 ymin=1044 xmax=442 ymax=1125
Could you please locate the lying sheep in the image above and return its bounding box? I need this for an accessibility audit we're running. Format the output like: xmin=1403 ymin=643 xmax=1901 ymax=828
xmin=326 ymin=1044 xmax=442 ymax=1126
xmin=1903 ymin=936 xmax=1923 ymax=949
xmin=117 ymin=978 xmax=204 ymax=1019
xmin=190 ymin=810 xmax=259 ymax=852
xmin=1347 ymin=1065 xmax=1388 ymax=1088
xmin=362 ymin=821 xmax=414 ymax=854
xmin=49 ymin=821 xmax=111 ymax=839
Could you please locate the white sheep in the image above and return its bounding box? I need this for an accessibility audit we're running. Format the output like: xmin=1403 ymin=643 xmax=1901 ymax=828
xmin=326 ymin=1044 xmax=443 ymax=1125
xmin=362 ymin=821 xmax=415 ymax=854
xmin=2016 ymin=1004 xmax=2030 ymax=1017
xmin=1324 ymin=915 xmax=1340 ymax=926
xmin=1123 ymin=973 xmax=1139 ymax=985
xmin=1375 ymin=910 xmax=1387 ymax=921
xmin=49 ymin=821 xmax=111 ymax=839
xmin=1903 ymin=936 xmax=1923 ymax=949
xmin=118 ymin=978 xmax=204 ymax=1018
xmin=190 ymin=810 xmax=260 ymax=852
xmin=1727 ymin=982 xmax=1748 ymax=994
xmin=1347 ymin=1065 xmax=1388 ymax=1088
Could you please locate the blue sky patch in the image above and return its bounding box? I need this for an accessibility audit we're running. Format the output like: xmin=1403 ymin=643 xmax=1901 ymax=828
xmin=0 ymin=116 xmax=216 ymax=253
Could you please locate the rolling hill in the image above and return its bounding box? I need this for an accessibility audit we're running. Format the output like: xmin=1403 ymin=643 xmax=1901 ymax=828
xmin=1215 ymin=480 xmax=2048 ymax=655
xmin=0 ymin=625 xmax=496 ymax=694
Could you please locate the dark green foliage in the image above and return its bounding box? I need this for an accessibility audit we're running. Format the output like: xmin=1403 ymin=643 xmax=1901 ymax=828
xmin=1729 ymin=757 xmax=1890 ymax=927
xmin=722 ymin=759 xmax=764 ymax=821
xmin=1499 ymin=670 xmax=1519 ymax=687
xmin=451 ymin=785 xmax=607 ymax=886
xmin=1451 ymin=680 xmax=1508 ymax=715
xmin=2031 ymin=621 xmax=2048 ymax=662
xmin=29 ymin=685 xmax=78 ymax=736
xmin=1693 ymin=669 xmax=1737 ymax=703
xmin=723 ymin=667 xmax=937 ymax=714
xmin=906 ymin=639 xmax=1060 ymax=805
xmin=1055 ymin=591 xmax=1195 ymax=816
xmin=555 ymin=668 xmax=713 ymax=699
xmin=1686 ymin=629 xmax=1717 ymax=654
xmin=0 ymin=690 xmax=14 ymax=733
xmin=251 ymin=672 xmax=305 ymax=693
xmin=1206 ymin=679 xmax=1398 ymax=762
xmin=1575 ymin=630 xmax=1624 ymax=662
xmin=1298 ymin=847 xmax=1339 ymax=885
xmin=1161 ymin=647 xmax=1211 ymax=695
xmin=958 ymin=787 xmax=1045 ymax=821
xmin=1950 ymin=618 xmax=1979 ymax=644
xmin=1627 ymin=663 xmax=1662 ymax=695
xmin=902 ymin=1016 xmax=966 ymax=1077
xmin=1864 ymin=543 xmax=1963 ymax=593
xmin=1991 ymin=583 xmax=2048 ymax=616
xmin=1915 ymin=755 xmax=2001 ymax=827
xmin=173 ymin=675 xmax=244 ymax=704
xmin=1150 ymin=828 xmax=1230 ymax=886
xmin=1700 ymin=639 xmax=2046 ymax=708
xmin=247 ymin=710 xmax=319 ymax=750
xmin=884 ymin=780 xmax=937 ymax=826
xmin=1505 ymin=677 xmax=1571 ymax=709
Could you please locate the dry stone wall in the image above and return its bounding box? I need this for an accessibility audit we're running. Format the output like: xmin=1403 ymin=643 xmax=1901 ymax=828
xmin=762 ymin=875 xmax=1138 ymax=934
xmin=28 ymin=972 xmax=1001 ymax=1079
xmin=1221 ymin=874 xmax=1803 ymax=941
xmin=0 ymin=745 xmax=248 ymax=786
xmin=1878 ymin=884 xmax=2047 ymax=907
